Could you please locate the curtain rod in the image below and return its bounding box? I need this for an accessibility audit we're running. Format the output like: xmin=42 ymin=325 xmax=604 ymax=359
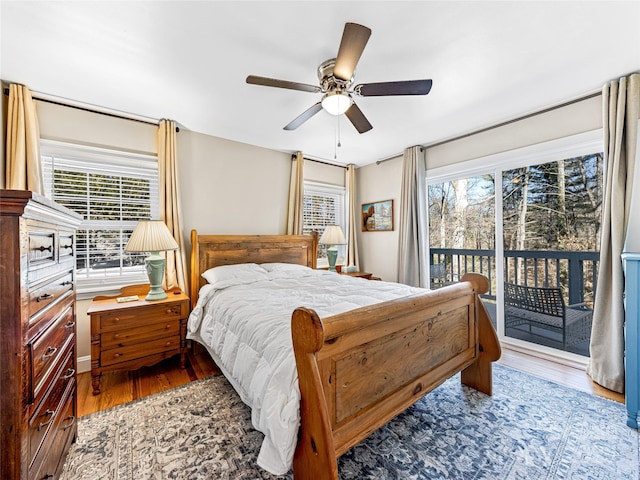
xmin=299 ymin=154 xmax=347 ymax=169
xmin=2 ymin=87 xmax=179 ymax=131
xmin=376 ymin=89 xmax=602 ymax=165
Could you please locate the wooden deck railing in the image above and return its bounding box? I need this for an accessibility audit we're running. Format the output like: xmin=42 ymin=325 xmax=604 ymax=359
xmin=430 ymin=248 xmax=599 ymax=307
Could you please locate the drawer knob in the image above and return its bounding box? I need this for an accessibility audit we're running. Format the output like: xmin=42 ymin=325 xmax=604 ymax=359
xmin=43 ymin=474 xmax=55 ymax=480
xmin=114 ymin=353 xmax=122 ymax=358
xmin=61 ymin=280 xmax=74 ymax=286
xmin=64 ymin=321 xmax=76 ymax=329
xmin=38 ymin=410 xmax=55 ymax=430
xmin=42 ymin=346 xmax=58 ymax=360
xmin=63 ymin=415 xmax=76 ymax=431
xmin=62 ymin=368 xmax=75 ymax=380
xmin=36 ymin=293 xmax=54 ymax=302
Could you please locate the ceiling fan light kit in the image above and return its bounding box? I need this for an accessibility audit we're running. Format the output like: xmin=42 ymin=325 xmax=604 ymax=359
xmin=246 ymin=22 xmax=432 ymax=134
xmin=321 ymin=91 xmax=352 ymax=115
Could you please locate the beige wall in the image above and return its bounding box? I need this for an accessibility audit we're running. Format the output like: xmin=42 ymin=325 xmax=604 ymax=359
xmin=356 ymin=155 xmax=402 ymax=282
xmin=304 ymin=158 xmax=345 ymax=186
xmin=35 ymin=103 xmax=297 ymax=372
xmin=37 ymin=100 xmax=157 ymax=154
xmin=356 ymin=96 xmax=609 ymax=282
xmin=177 ymin=130 xmax=291 ymax=240
xmin=426 ymin=95 xmax=602 ymax=170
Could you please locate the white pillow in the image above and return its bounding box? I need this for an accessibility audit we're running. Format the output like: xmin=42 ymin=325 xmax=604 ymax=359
xmin=260 ymin=262 xmax=312 ymax=273
xmin=201 ymin=263 xmax=268 ymax=285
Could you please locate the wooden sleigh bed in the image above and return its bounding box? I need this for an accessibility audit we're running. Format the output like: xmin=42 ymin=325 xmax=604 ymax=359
xmin=189 ymin=230 xmax=501 ymax=480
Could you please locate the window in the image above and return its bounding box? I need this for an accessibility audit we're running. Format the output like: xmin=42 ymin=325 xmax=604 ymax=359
xmin=42 ymin=140 xmax=159 ymax=293
xmin=303 ymin=181 xmax=346 ymax=266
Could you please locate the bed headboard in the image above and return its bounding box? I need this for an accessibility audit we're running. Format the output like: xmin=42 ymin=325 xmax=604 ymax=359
xmin=189 ymin=230 xmax=318 ymax=308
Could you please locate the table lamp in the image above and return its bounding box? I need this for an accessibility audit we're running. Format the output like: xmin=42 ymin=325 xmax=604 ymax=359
xmin=125 ymin=220 xmax=179 ymax=300
xmin=319 ymin=225 xmax=346 ymax=272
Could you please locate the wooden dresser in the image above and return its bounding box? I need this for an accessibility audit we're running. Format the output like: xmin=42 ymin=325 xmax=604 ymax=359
xmin=0 ymin=190 xmax=82 ymax=480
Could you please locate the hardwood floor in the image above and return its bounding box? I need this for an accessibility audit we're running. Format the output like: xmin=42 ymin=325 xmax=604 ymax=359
xmin=77 ymin=344 xmax=623 ymax=418
xmin=77 ymin=346 xmax=220 ymax=417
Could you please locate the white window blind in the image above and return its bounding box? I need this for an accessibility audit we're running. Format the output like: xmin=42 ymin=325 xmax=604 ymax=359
xmin=42 ymin=140 xmax=159 ymax=293
xmin=303 ymin=181 xmax=346 ymax=264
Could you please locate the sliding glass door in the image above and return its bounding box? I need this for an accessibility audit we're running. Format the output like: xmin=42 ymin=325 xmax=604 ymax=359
xmin=427 ymin=132 xmax=603 ymax=360
xmin=428 ymin=174 xmax=497 ymax=326
xmin=501 ymin=155 xmax=602 ymax=356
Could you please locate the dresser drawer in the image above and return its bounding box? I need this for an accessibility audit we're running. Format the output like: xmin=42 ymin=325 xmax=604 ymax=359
xmin=58 ymin=231 xmax=75 ymax=261
xmin=29 ymin=271 xmax=74 ymax=319
xmin=101 ymin=335 xmax=181 ymax=367
xmin=28 ymin=350 xmax=75 ymax=468
xmin=101 ymin=319 xmax=181 ymax=348
xmin=27 ymin=229 xmax=56 ymax=268
xmin=29 ymin=381 xmax=76 ymax=480
xmin=30 ymin=306 xmax=75 ymax=400
xmin=100 ymin=303 xmax=183 ymax=331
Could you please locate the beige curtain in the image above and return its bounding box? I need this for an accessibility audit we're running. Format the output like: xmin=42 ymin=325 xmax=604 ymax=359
xmin=587 ymin=73 xmax=639 ymax=393
xmin=157 ymin=119 xmax=188 ymax=293
xmin=4 ymin=84 xmax=43 ymax=193
xmin=286 ymin=151 xmax=304 ymax=235
xmin=397 ymin=146 xmax=429 ymax=287
xmin=345 ymin=164 xmax=360 ymax=269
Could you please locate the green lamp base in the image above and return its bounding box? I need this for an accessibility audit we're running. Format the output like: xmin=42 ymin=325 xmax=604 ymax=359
xmin=327 ymin=246 xmax=338 ymax=273
xmin=145 ymin=253 xmax=167 ymax=301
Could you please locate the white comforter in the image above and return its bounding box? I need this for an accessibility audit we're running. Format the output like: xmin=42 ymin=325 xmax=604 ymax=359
xmin=186 ymin=263 xmax=424 ymax=475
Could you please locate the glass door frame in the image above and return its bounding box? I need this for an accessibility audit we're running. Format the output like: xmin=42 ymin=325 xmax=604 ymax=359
xmin=426 ymin=129 xmax=603 ymax=367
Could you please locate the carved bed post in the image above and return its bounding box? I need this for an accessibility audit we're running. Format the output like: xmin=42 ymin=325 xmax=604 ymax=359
xmin=460 ymin=273 xmax=502 ymax=395
xmin=291 ymin=307 xmax=338 ymax=480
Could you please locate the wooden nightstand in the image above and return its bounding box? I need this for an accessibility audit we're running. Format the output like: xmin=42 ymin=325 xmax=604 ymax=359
xmin=87 ymin=284 xmax=189 ymax=395
xmin=341 ymin=271 xmax=379 ymax=280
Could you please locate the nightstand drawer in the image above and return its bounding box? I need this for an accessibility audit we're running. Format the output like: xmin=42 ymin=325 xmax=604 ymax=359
xmin=100 ymin=303 xmax=183 ymax=331
xmin=101 ymin=320 xmax=181 ymax=347
xmin=101 ymin=335 xmax=181 ymax=367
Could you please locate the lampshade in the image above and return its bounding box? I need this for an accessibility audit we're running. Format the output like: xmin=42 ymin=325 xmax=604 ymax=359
xmin=321 ymin=91 xmax=352 ymax=116
xmin=125 ymin=220 xmax=179 ymax=253
xmin=319 ymin=225 xmax=346 ymax=245
xmin=125 ymin=220 xmax=178 ymax=301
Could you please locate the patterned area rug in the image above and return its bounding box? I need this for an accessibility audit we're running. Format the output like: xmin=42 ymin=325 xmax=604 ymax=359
xmin=61 ymin=364 xmax=639 ymax=479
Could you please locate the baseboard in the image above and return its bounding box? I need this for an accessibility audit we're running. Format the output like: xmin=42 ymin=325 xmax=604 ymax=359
xmin=77 ymin=354 xmax=91 ymax=374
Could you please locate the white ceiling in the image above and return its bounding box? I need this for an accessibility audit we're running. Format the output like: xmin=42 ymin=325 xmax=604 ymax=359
xmin=1 ymin=1 xmax=639 ymax=167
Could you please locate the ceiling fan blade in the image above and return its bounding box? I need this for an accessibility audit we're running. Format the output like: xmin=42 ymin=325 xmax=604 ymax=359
xmin=345 ymin=102 xmax=373 ymax=134
xmin=334 ymin=23 xmax=372 ymax=82
xmin=246 ymin=75 xmax=321 ymax=93
xmin=284 ymin=102 xmax=323 ymax=130
xmin=355 ymin=79 xmax=433 ymax=97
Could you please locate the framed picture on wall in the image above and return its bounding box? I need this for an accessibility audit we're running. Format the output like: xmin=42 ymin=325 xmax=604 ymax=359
xmin=362 ymin=199 xmax=394 ymax=231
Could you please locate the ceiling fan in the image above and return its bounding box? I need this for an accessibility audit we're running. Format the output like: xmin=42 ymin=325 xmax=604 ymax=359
xmin=246 ymin=22 xmax=433 ymax=134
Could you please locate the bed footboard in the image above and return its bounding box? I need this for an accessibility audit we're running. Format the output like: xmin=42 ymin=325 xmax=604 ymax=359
xmin=291 ymin=273 xmax=500 ymax=480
